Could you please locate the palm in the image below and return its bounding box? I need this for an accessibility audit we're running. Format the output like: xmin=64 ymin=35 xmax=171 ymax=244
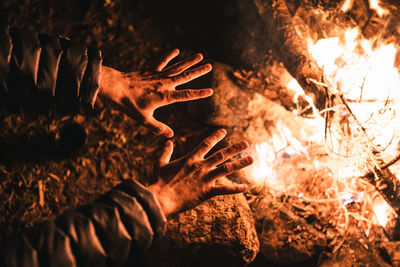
xmin=148 ymin=129 xmax=254 ymax=217
xmin=100 ymin=49 xmax=213 ymax=138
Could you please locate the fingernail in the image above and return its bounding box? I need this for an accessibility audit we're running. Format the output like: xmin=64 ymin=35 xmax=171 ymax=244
xmin=166 ymin=130 xmax=174 ymax=138
xmin=202 ymin=89 xmax=213 ymax=96
xmin=165 ymin=140 xmax=173 ymax=146
xmin=218 ymin=128 xmax=227 ymax=136
xmin=155 ymin=127 xmax=174 ymax=138
xmin=241 ymin=156 xmax=254 ymax=165
xmin=239 ymin=184 xmax=248 ymax=191
xmin=239 ymin=141 xmax=249 ymax=150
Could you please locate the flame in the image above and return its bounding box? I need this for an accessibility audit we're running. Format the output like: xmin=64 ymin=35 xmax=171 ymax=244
xmin=308 ymin=27 xmax=400 ymax=161
xmin=341 ymin=0 xmax=389 ymax=17
xmin=250 ymin=142 xmax=275 ymax=184
xmin=248 ymin=9 xmax=400 ymax=230
xmin=340 ymin=0 xmax=354 ymax=13
xmin=245 ymin=122 xmax=313 ymax=190
xmin=308 ymin=27 xmax=400 ymax=228
xmin=373 ymin=199 xmax=395 ymax=227
xmin=369 ymin=0 xmax=389 ymax=17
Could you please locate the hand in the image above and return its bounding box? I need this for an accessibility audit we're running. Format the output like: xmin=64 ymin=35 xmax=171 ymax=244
xmin=99 ymin=49 xmax=213 ymax=138
xmin=147 ymin=129 xmax=254 ymax=218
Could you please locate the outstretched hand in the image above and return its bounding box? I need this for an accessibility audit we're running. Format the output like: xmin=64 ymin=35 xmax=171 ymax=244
xmin=99 ymin=49 xmax=213 ymax=138
xmin=148 ymin=129 xmax=254 ymax=218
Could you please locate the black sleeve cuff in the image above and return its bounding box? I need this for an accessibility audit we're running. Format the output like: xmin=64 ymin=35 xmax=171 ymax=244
xmin=115 ymin=179 xmax=167 ymax=243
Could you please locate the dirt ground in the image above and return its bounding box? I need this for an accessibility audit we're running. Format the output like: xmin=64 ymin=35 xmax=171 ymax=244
xmin=0 ymin=0 xmax=237 ymax=236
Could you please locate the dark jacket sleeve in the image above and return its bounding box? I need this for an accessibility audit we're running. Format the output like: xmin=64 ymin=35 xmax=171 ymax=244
xmin=0 ymin=26 xmax=102 ymax=108
xmin=0 ymin=179 xmax=167 ymax=267
xmin=0 ymin=27 xmax=167 ymax=266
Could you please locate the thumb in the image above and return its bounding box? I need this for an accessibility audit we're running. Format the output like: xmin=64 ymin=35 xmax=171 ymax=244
xmin=159 ymin=140 xmax=174 ymax=167
xmin=144 ymin=117 xmax=174 ymax=138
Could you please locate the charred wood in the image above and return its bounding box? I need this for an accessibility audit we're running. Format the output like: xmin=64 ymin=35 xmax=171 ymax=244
xmin=363 ymin=167 xmax=400 ymax=220
xmin=362 ymin=161 xmax=400 ymax=241
xmin=254 ymin=0 xmax=327 ymax=111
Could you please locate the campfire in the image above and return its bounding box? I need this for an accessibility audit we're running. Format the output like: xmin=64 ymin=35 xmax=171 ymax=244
xmin=223 ymin=0 xmax=400 ymax=265
xmin=3 ymin=0 xmax=400 ymax=266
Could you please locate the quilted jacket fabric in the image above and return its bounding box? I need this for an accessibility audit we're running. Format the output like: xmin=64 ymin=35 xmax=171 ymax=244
xmin=0 ymin=26 xmax=167 ymax=266
xmin=0 ymin=26 xmax=101 ymax=107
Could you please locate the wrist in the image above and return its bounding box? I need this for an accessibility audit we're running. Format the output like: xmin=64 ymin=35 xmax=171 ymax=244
xmin=147 ymin=183 xmax=175 ymax=218
xmin=99 ymin=66 xmax=125 ymax=102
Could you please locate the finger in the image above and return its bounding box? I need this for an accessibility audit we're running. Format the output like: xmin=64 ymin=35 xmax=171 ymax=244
xmin=164 ymin=88 xmax=213 ymax=104
xmin=156 ymin=49 xmax=180 ymax=72
xmin=204 ymin=141 xmax=249 ymax=167
xmin=206 ymin=184 xmax=248 ymax=198
xmin=159 ymin=140 xmax=174 ymax=167
xmin=143 ymin=117 xmax=174 ymax=138
xmin=204 ymin=156 xmax=254 ymax=182
xmin=171 ymin=63 xmax=212 ymax=85
xmin=163 ymin=53 xmax=203 ymax=76
xmin=189 ymin=129 xmax=227 ymax=160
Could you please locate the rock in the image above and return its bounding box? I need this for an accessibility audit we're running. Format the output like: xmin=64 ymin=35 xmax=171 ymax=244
xmin=186 ymin=62 xmax=256 ymax=129
xmin=380 ymin=241 xmax=400 ymax=266
xmin=143 ymin=178 xmax=259 ymax=267
xmin=254 ymin=197 xmax=327 ymax=266
xmin=318 ymin=239 xmax=391 ymax=267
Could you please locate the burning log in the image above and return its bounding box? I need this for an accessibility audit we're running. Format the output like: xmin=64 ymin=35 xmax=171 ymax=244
xmin=363 ymin=163 xmax=400 ymax=222
xmin=254 ymin=0 xmax=328 ymax=111
xmin=190 ymin=62 xmax=321 ymax=141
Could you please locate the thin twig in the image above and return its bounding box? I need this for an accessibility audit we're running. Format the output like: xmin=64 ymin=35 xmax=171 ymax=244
xmin=380 ymin=153 xmax=400 ymax=171
xmin=339 ymin=94 xmax=366 ymax=132
xmin=359 ymin=73 xmax=368 ymax=102
xmin=308 ymin=78 xmax=374 ymax=145
xmin=332 ymin=204 xmax=349 ymax=254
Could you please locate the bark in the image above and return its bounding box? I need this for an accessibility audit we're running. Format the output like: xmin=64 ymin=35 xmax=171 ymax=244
xmin=363 ymin=168 xmax=400 ymax=220
xmin=254 ymin=0 xmax=327 ymax=111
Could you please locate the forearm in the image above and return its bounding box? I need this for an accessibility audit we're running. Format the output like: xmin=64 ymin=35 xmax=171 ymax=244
xmin=0 ymin=179 xmax=166 ymax=267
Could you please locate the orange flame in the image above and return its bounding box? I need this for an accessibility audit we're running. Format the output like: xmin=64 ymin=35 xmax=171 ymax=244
xmin=249 ymin=10 xmax=399 ymax=228
xmin=341 ymin=0 xmax=389 ymax=17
